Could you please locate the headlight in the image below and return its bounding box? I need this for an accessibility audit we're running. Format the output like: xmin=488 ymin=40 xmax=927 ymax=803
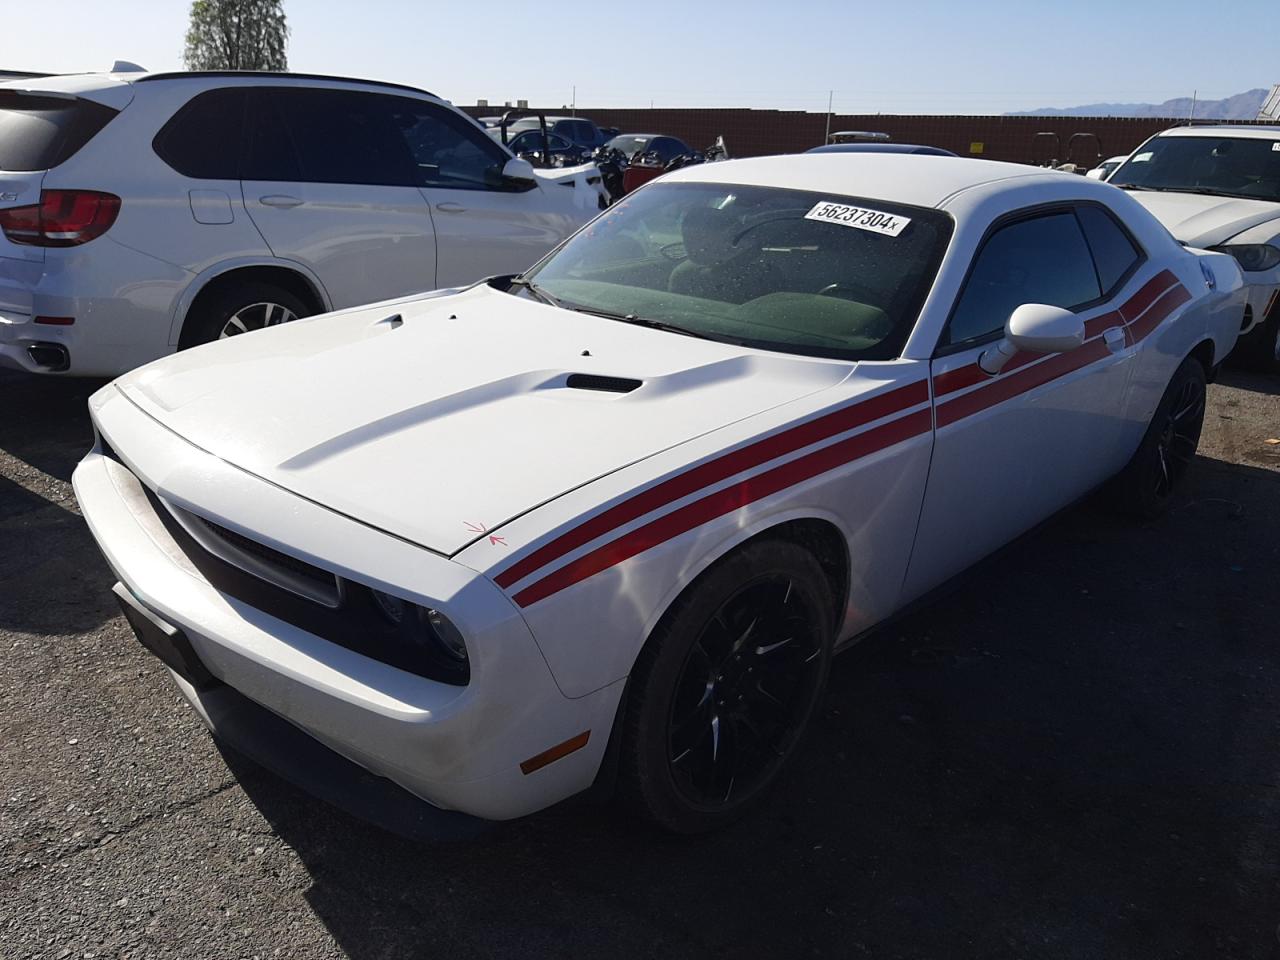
xmin=370 ymin=589 xmax=469 ymax=672
xmin=1212 ymin=243 xmax=1280 ymax=273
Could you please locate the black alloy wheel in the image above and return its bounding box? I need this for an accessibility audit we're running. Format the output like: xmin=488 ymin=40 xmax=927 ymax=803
xmin=619 ymin=539 xmax=835 ymax=833
xmin=666 ymin=575 xmax=824 ymax=808
xmin=1109 ymin=354 xmax=1208 ymax=519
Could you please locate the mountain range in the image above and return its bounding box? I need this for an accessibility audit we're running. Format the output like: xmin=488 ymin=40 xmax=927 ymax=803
xmin=1007 ymin=88 xmax=1270 ymax=120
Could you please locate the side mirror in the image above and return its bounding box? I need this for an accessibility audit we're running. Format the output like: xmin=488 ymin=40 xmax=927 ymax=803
xmin=979 ymin=303 xmax=1085 ymax=375
xmin=501 ymin=156 xmax=537 ymax=188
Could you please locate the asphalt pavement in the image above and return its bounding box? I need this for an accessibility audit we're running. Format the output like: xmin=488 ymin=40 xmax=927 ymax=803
xmin=1 ymin=365 xmax=1278 ymax=959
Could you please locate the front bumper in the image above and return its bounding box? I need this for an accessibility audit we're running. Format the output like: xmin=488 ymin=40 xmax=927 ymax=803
xmin=73 ymin=384 xmax=622 ymax=820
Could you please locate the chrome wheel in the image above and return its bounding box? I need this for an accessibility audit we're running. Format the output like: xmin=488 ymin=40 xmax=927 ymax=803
xmin=666 ymin=574 xmax=823 ymax=809
xmin=217 ymin=301 xmax=298 ymax=339
xmin=1152 ymin=375 xmax=1205 ymax=500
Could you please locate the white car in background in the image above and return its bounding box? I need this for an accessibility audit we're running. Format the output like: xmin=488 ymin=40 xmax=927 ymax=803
xmin=0 ymin=70 xmax=601 ymax=377
xmin=1086 ymin=155 xmax=1127 ymax=181
xmin=75 ymin=155 xmax=1243 ymax=833
xmin=1110 ymin=125 xmax=1280 ymax=371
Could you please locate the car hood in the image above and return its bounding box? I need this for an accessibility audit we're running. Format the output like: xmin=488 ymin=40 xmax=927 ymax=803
xmin=116 ymin=284 xmax=850 ymax=555
xmin=1129 ymin=191 xmax=1280 ymax=247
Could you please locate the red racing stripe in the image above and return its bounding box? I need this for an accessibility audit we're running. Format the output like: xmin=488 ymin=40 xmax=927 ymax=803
xmin=1127 ymin=283 xmax=1192 ymax=345
xmin=493 ymin=379 xmax=929 ymax=589
xmin=1120 ymin=269 xmax=1178 ymax=322
xmin=513 ymin=408 xmax=933 ymax=607
xmin=936 ymin=337 xmax=1111 ymax=428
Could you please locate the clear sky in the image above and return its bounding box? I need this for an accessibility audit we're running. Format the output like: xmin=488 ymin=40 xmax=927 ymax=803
xmin=5 ymin=0 xmax=1277 ymax=115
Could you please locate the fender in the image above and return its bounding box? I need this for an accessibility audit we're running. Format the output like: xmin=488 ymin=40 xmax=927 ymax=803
xmin=631 ymin=506 xmax=859 ymax=656
xmin=166 ymin=256 xmax=334 ymax=345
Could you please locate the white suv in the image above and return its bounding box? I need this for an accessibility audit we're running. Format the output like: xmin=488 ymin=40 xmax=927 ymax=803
xmin=0 ymin=71 xmax=603 ymax=377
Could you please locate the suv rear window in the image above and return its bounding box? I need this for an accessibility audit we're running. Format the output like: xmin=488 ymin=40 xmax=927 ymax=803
xmin=0 ymin=92 xmax=118 ymax=171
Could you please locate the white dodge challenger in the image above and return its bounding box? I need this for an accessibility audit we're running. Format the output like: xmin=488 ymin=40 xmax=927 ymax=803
xmin=74 ymin=155 xmax=1245 ymax=833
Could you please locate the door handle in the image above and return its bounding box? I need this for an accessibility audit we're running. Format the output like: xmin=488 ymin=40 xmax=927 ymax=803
xmin=435 ymin=201 xmax=466 ymax=213
xmin=1103 ymin=326 xmax=1126 ymax=352
xmin=259 ymin=195 xmax=304 ymax=208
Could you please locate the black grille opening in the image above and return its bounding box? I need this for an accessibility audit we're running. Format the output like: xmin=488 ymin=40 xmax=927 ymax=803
xmin=131 ymin=486 xmax=467 ymax=685
xmin=565 ymin=373 xmax=642 ymax=394
xmin=195 ymin=515 xmax=337 ymax=595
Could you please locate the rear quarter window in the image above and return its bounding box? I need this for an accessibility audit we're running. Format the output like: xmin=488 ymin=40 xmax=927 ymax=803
xmin=153 ymin=88 xmax=247 ymax=179
xmin=0 ymin=92 xmax=118 ymax=171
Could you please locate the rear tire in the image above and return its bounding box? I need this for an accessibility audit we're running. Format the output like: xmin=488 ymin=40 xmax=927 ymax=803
xmin=179 ymin=281 xmax=311 ymax=350
xmin=617 ymin=539 xmax=835 ymax=833
xmin=1108 ymin=355 xmax=1207 ymax=519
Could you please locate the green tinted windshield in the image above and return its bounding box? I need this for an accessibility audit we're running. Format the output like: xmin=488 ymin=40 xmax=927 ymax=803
xmin=526 ymin=181 xmax=952 ymax=360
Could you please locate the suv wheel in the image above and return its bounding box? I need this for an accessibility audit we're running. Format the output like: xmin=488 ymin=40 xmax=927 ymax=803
xmin=180 ymin=281 xmax=312 ymax=349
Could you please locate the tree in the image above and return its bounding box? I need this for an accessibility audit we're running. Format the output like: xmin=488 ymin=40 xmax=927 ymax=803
xmin=184 ymin=0 xmax=289 ymax=72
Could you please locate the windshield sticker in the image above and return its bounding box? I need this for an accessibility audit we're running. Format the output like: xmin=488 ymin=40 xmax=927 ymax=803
xmin=1131 ymin=151 xmax=1153 ymax=162
xmin=805 ymin=201 xmax=911 ymax=237
xmin=1273 ymin=142 xmax=1280 ymax=151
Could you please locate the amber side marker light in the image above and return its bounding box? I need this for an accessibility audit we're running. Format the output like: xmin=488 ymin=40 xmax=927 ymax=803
xmin=520 ymin=731 xmax=590 ymax=775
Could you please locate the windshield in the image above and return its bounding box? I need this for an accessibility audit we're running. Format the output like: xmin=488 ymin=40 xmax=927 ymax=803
xmin=524 ymin=181 xmax=953 ymax=360
xmin=606 ymin=135 xmax=652 ymax=157
xmin=1111 ymin=135 xmax=1280 ymax=202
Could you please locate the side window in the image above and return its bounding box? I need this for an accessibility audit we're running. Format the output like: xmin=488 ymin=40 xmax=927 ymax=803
xmin=946 ymin=211 xmax=1101 ymax=347
xmin=271 ymin=88 xmax=414 ymax=186
xmin=385 ymin=98 xmax=511 ymax=191
xmin=153 ymin=88 xmax=245 ymax=179
xmin=1077 ymin=205 xmax=1142 ymax=296
xmin=241 ymin=88 xmax=300 ymax=181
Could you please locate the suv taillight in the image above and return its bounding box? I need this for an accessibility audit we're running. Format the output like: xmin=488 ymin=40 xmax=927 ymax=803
xmin=0 ymin=190 xmax=121 ymax=247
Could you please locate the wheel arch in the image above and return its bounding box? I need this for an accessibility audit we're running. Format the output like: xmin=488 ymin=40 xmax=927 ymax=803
xmin=1187 ymin=337 xmax=1216 ymax=378
xmin=168 ymin=258 xmax=332 ymax=347
xmin=637 ymin=511 xmax=853 ymax=664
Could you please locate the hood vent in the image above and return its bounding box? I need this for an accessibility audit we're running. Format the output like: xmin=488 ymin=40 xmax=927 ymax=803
xmin=564 ymin=373 xmax=642 ymax=394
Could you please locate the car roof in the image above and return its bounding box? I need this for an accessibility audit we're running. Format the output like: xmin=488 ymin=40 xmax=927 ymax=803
xmin=806 ymin=143 xmax=956 ymax=156
xmin=660 ymin=153 xmax=1065 ymax=209
xmin=1155 ymin=124 xmax=1280 ymax=140
xmin=0 ymin=70 xmax=441 ymax=103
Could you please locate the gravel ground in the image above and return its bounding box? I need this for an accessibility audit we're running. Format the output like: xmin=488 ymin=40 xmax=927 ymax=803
xmin=0 ymin=365 xmax=1277 ymax=960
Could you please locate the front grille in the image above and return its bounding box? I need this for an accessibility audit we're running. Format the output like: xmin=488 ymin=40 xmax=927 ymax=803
xmin=104 ymin=460 xmax=467 ymax=684
xmin=192 ymin=514 xmax=342 ymax=605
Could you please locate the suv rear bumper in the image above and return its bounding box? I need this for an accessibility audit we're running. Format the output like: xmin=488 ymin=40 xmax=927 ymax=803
xmin=0 ymin=240 xmax=192 ymax=377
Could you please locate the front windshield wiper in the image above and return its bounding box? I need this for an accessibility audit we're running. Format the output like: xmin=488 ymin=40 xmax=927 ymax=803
xmin=567 ymin=305 xmax=748 ymax=346
xmin=504 ymin=275 xmax=561 ymax=308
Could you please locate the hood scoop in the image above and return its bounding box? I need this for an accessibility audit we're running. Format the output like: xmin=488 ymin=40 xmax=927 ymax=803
xmin=564 ymin=373 xmax=642 ymax=394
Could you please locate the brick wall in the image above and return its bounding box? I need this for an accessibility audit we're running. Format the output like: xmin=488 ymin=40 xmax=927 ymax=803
xmin=464 ymin=107 xmax=1278 ymax=166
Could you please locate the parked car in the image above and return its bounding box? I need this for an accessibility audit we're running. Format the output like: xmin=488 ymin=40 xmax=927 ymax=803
xmin=75 ymin=154 xmax=1243 ymax=834
xmin=1086 ymin=155 xmax=1127 ymax=181
xmin=485 ymin=115 xmax=608 ymax=152
xmin=1109 ymin=125 xmax=1280 ymax=371
xmin=807 ymin=142 xmax=957 ymax=157
xmin=605 ymin=132 xmax=694 ymax=164
xmin=0 ymin=71 xmax=601 ymax=377
xmin=505 ymin=129 xmax=591 ymax=167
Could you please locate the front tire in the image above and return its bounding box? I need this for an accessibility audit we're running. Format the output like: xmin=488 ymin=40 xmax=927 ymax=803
xmin=1109 ymin=355 xmax=1207 ymax=519
xmin=618 ymin=539 xmax=835 ymax=833
xmin=179 ymin=281 xmax=311 ymax=350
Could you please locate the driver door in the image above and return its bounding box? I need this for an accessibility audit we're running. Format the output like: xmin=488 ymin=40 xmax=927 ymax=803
xmin=902 ymin=206 xmax=1141 ymax=601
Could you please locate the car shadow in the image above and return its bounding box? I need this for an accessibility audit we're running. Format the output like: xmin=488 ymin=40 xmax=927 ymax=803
xmin=213 ymin=454 xmax=1280 ymax=959
xmin=0 ymin=369 xmax=106 ymax=482
xmin=1218 ymin=365 xmax=1280 ymax=397
xmin=0 ymin=473 xmax=119 ymax=635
